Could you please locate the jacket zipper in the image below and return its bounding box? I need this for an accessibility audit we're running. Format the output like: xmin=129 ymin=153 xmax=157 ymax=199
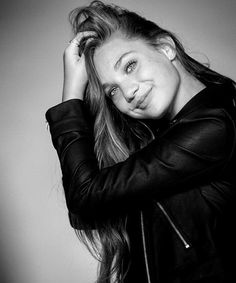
xmin=156 ymin=202 xmax=191 ymax=249
xmin=140 ymin=211 xmax=152 ymax=283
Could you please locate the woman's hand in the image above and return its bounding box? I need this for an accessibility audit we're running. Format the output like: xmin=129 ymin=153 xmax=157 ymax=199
xmin=62 ymin=32 xmax=94 ymax=102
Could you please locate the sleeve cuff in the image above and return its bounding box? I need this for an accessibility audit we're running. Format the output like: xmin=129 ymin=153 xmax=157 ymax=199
xmin=45 ymin=99 xmax=93 ymax=140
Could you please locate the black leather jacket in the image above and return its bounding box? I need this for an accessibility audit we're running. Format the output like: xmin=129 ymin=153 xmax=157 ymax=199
xmin=46 ymin=83 xmax=236 ymax=283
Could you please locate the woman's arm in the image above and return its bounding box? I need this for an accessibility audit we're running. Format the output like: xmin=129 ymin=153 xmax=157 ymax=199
xmin=46 ymin=98 xmax=234 ymax=220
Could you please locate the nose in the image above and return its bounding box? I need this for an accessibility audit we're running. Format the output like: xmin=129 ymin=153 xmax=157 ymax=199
xmin=123 ymin=82 xmax=139 ymax=103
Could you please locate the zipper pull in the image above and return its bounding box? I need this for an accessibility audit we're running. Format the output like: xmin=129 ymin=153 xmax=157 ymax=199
xmin=169 ymin=118 xmax=177 ymax=126
xmin=157 ymin=202 xmax=191 ymax=249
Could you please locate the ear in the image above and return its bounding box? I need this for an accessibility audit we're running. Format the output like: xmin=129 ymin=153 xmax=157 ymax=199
xmin=158 ymin=36 xmax=177 ymax=61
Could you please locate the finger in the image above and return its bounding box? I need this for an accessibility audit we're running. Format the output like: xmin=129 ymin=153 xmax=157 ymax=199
xmin=65 ymin=40 xmax=81 ymax=57
xmin=69 ymin=31 xmax=97 ymax=46
xmin=66 ymin=31 xmax=96 ymax=57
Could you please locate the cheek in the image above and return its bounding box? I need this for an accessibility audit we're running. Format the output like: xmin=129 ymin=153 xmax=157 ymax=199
xmin=158 ymin=64 xmax=180 ymax=93
xmin=166 ymin=63 xmax=180 ymax=84
xmin=112 ymin=96 xmax=129 ymax=114
xmin=169 ymin=68 xmax=180 ymax=94
xmin=150 ymin=57 xmax=179 ymax=83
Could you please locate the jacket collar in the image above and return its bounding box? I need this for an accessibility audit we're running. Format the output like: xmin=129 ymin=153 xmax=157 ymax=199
xmin=145 ymin=82 xmax=236 ymax=132
xmin=171 ymin=82 xmax=235 ymax=121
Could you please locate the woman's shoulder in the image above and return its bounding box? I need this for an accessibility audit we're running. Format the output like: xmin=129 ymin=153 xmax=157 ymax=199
xmin=175 ymin=82 xmax=236 ymax=123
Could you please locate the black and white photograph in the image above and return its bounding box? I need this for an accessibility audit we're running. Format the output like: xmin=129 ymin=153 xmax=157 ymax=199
xmin=1 ymin=0 xmax=236 ymax=282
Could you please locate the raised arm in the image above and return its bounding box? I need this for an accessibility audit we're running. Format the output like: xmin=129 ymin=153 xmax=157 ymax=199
xmin=46 ymin=99 xmax=234 ymax=221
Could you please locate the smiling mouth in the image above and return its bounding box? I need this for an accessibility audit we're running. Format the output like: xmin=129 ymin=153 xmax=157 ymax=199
xmin=135 ymin=88 xmax=152 ymax=109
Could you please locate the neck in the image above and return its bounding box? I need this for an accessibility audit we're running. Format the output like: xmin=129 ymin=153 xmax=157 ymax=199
xmin=169 ymin=62 xmax=206 ymax=119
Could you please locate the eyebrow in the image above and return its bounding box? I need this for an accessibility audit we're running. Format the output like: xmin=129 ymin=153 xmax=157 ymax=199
xmin=114 ymin=51 xmax=134 ymax=70
xmin=102 ymin=51 xmax=134 ymax=92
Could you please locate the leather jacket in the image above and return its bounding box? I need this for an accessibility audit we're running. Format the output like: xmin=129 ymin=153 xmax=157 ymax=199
xmin=46 ymin=83 xmax=236 ymax=282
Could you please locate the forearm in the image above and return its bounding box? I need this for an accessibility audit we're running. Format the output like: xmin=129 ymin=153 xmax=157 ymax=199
xmin=46 ymin=99 xmax=233 ymax=220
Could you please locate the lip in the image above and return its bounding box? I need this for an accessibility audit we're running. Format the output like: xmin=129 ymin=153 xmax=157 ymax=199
xmin=135 ymin=88 xmax=152 ymax=109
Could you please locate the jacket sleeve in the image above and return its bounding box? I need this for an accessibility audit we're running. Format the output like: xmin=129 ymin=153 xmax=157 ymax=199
xmin=45 ymin=99 xmax=234 ymax=219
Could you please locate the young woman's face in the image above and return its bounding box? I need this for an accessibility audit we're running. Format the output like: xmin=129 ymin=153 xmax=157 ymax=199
xmin=93 ymin=34 xmax=181 ymax=119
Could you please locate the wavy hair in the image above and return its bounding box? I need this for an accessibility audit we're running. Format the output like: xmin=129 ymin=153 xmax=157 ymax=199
xmin=67 ymin=1 xmax=235 ymax=282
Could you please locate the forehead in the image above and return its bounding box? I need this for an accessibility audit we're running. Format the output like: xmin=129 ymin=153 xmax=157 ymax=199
xmin=93 ymin=34 xmax=150 ymax=81
xmin=94 ymin=35 xmax=148 ymax=61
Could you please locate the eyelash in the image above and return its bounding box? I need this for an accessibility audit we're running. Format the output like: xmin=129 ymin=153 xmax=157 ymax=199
xmin=109 ymin=86 xmax=118 ymax=97
xmin=107 ymin=60 xmax=137 ymax=98
xmin=125 ymin=60 xmax=137 ymax=74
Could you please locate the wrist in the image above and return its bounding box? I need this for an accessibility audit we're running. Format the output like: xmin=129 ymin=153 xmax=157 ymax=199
xmin=62 ymin=83 xmax=86 ymax=102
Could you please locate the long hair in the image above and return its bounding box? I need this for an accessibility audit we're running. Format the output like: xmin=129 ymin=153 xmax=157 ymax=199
xmin=67 ymin=1 xmax=235 ymax=282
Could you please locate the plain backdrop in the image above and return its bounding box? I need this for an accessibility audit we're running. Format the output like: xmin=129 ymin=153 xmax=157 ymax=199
xmin=0 ymin=0 xmax=235 ymax=282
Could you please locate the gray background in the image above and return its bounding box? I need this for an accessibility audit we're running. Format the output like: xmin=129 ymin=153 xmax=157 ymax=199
xmin=0 ymin=0 xmax=235 ymax=282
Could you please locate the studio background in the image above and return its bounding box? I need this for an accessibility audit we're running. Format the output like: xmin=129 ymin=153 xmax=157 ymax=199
xmin=0 ymin=0 xmax=235 ymax=282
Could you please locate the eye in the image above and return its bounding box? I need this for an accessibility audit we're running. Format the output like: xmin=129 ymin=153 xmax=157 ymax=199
xmin=108 ymin=86 xmax=119 ymax=98
xmin=125 ymin=60 xmax=137 ymax=74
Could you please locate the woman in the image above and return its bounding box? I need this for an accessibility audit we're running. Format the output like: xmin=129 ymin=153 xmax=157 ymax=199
xmin=46 ymin=1 xmax=236 ymax=282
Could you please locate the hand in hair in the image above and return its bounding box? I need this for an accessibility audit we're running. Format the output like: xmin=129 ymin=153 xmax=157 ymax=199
xmin=62 ymin=31 xmax=95 ymax=102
